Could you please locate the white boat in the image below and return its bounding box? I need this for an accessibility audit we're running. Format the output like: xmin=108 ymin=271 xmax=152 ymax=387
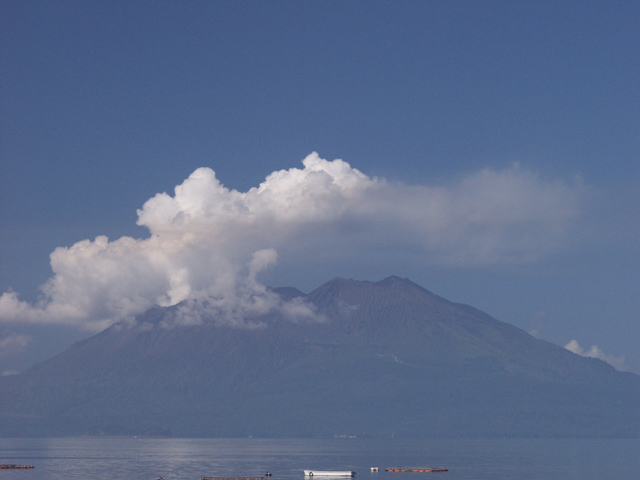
xmin=304 ymin=471 xmax=356 ymax=477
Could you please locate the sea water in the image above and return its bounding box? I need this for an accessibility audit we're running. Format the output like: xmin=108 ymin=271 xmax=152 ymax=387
xmin=0 ymin=437 xmax=637 ymax=480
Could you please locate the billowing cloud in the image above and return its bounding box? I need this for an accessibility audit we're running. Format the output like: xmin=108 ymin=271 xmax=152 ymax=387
xmin=565 ymin=339 xmax=629 ymax=371
xmin=0 ymin=153 xmax=585 ymax=331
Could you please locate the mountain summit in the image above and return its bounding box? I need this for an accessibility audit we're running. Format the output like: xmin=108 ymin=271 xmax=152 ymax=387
xmin=1 ymin=276 xmax=638 ymax=438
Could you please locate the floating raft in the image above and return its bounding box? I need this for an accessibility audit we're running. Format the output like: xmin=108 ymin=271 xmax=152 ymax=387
xmin=200 ymin=477 xmax=265 ymax=480
xmin=385 ymin=468 xmax=448 ymax=473
xmin=200 ymin=477 xmax=266 ymax=480
xmin=0 ymin=465 xmax=35 ymax=469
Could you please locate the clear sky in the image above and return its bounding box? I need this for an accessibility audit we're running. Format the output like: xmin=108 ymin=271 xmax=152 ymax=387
xmin=1 ymin=1 xmax=639 ymax=374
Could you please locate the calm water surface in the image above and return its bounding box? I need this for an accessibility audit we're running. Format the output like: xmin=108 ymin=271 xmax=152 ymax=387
xmin=0 ymin=437 xmax=637 ymax=480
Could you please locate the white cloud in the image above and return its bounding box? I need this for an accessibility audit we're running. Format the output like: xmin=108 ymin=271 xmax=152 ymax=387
xmin=0 ymin=153 xmax=585 ymax=331
xmin=0 ymin=333 xmax=32 ymax=355
xmin=565 ymin=339 xmax=629 ymax=371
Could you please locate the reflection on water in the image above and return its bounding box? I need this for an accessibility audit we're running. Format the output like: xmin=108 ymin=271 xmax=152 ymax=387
xmin=0 ymin=437 xmax=638 ymax=480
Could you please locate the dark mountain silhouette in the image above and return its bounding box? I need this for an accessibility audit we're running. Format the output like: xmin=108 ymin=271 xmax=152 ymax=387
xmin=1 ymin=276 xmax=638 ymax=438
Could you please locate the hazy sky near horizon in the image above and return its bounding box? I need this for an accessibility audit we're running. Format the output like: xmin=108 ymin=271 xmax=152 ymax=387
xmin=1 ymin=1 xmax=639 ymax=374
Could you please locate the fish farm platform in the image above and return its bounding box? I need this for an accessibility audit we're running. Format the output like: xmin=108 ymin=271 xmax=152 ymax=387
xmin=385 ymin=468 xmax=448 ymax=473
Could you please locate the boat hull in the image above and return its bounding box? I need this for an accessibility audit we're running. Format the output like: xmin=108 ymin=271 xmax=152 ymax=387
xmin=304 ymin=471 xmax=356 ymax=477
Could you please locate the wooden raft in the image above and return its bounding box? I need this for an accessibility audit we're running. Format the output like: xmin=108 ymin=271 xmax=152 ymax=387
xmin=201 ymin=477 xmax=265 ymax=480
xmin=385 ymin=468 xmax=448 ymax=473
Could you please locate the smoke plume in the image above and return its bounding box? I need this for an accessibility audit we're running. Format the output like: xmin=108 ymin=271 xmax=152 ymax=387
xmin=565 ymin=339 xmax=629 ymax=371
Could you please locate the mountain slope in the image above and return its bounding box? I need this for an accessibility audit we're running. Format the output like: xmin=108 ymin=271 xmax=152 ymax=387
xmin=1 ymin=276 xmax=638 ymax=438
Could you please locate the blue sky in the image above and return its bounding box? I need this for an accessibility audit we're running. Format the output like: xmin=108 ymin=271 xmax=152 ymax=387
xmin=1 ymin=1 xmax=639 ymax=374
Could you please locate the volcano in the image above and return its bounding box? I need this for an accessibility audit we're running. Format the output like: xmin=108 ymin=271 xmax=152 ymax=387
xmin=1 ymin=276 xmax=638 ymax=438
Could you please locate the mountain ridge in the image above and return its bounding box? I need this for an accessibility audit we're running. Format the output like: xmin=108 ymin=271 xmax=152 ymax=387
xmin=1 ymin=276 xmax=638 ymax=438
